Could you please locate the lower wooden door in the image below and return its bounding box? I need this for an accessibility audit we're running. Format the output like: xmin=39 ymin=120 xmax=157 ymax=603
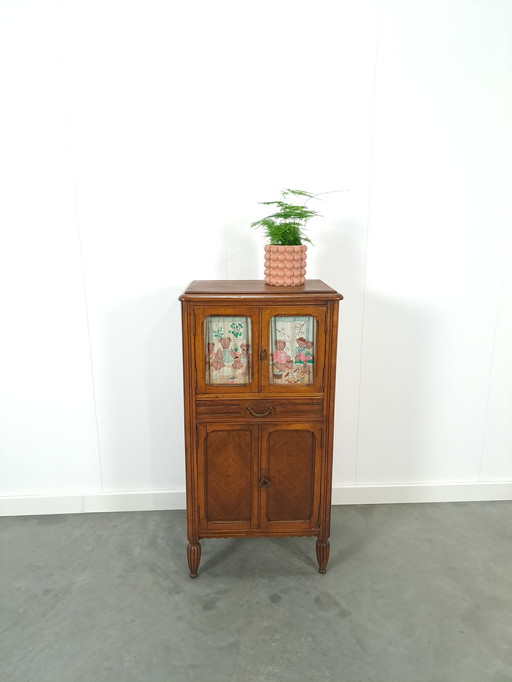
xmin=197 ymin=423 xmax=259 ymax=532
xmin=197 ymin=421 xmax=323 ymax=536
xmin=260 ymin=423 xmax=322 ymax=533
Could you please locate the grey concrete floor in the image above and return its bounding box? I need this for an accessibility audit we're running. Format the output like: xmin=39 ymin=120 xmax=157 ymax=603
xmin=1 ymin=502 xmax=512 ymax=682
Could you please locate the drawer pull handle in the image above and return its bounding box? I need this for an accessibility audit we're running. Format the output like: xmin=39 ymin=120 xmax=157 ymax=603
xmin=247 ymin=406 xmax=274 ymax=418
xmin=259 ymin=477 xmax=270 ymax=488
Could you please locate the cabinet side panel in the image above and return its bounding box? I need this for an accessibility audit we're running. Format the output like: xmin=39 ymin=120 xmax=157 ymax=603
xmin=205 ymin=428 xmax=252 ymax=523
xmin=319 ymin=300 xmax=340 ymax=539
xmin=181 ymin=302 xmax=199 ymax=542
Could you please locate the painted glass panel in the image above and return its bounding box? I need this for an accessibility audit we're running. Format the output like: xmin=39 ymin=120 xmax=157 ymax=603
xmin=205 ymin=316 xmax=251 ymax=385
xmin=269 ymin=315 xmax=316 ymax=385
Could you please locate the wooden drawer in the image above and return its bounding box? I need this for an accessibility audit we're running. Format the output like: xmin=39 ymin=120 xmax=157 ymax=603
xmin=195 ymin=398 xmax=324 ymax=422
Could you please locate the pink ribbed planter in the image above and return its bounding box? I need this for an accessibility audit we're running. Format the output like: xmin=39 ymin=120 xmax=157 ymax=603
xmin=264 ymin=245 xmax=307 ymax=286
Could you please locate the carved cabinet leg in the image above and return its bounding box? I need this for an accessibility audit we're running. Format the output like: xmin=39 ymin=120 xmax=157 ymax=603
xmin=187 ymin=541 xmax=201 ymax=578
xmin=316 ymin=538 xmax=330 ymax=574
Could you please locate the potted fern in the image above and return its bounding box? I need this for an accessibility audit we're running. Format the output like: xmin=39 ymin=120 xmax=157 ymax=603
xmin=251 ymin=189 xmax=319 ymax=286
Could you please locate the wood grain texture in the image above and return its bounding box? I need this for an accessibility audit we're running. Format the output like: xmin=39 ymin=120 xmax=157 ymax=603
xmin=260 ymin=424 xmax=322 ymax=531
xmin=204 ymin=427 xmax=252 ymax=523
xmin=316 ymin=539 xmax=330 ymax=574
xmin=187 ymin=542 xmax=201 ymax=578
xmin=261 ymin=305 xmax=327 ymax=394
xmin=193 ymin=305 xmax=260 ymax=395
xmin=195 ymin=398 xmax=324 ymax=422
xmin=181 ymin=279 xmax=343 ymax=298
xmin=266 ymin=429 xmax=314 ymax=521
xmin=180 ymin=280 xmax=342 ymax=576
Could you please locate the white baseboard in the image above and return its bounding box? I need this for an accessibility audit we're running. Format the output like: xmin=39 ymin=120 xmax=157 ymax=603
xmin=331 ymin=481 xmax=512 ymax=505
xmin=1 ymin=482 xmax=511 ymax=517
xmin=0 ymin=490 xmax=187 ymax=518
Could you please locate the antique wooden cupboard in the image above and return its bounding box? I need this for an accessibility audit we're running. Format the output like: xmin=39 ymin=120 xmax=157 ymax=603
xmin=179 ymin=280 xmax=343 ymax=577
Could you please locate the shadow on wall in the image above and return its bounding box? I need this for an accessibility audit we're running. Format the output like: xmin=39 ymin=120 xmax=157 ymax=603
xmin=355 ymin=292 xmax=435 ymax=484
xmin=313 ymin=204 xmax=496 ymax=489
xmin=312 ymin=217 xmax=455 ymax=486
xmin=353 ymin=288 xmax=490 ymax=487
xmin=311 ymin=214 xmax=366 ymax=293
xmin=224 ymin=217 xmax=262 ymax=280
xmin=311 ymin=212 xmax=367 ymax=485
xmin=97 ymin=285 xmax=187 ymax=493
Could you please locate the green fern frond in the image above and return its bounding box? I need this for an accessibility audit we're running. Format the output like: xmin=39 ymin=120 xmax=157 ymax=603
xmin=251 ymin=189 xmax=320 ymax=245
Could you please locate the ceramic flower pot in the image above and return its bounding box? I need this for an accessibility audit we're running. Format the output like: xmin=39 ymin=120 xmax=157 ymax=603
xmin=264 ymin=245 xmax=307 ymax=286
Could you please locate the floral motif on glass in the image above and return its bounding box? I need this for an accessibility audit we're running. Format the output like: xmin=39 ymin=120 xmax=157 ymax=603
xmin=205 ymin=316 xmax=251 ymax=385
xmin=270 ymin=316 xmax=316 ymax=385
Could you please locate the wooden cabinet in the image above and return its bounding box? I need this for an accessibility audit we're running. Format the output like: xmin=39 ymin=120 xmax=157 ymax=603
xmin=180 ymin=280 xmax=342 ymax=577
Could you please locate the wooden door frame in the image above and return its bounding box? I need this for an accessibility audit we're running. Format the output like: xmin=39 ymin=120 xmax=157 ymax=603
xmin=197 ymin=422 xmax=260 ymax=533
xmin=259 ymin=422 xmax=323 ymax=533
xmin=260 ymin=305 xmax=328 ymax=394
xmin=193 ymin=305 xmax=261 ymax=395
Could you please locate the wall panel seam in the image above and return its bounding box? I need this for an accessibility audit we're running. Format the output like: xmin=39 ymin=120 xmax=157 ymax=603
xmin=355 ymin=0 xmax=381 ymax=486
xmin=478 ymin=212 xmax=512 ymax=481
xmin=56 ymin=4 xmax=104 ymax=491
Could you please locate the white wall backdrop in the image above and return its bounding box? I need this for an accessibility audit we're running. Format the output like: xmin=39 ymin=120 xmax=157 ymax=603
xmin=1 ymin=0 xmax=511 ymax=515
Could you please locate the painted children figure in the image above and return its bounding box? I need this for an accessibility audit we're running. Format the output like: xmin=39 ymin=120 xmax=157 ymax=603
xmin=240 ymin=343 xmax=250 ymax=377
xmin=231 ymin=346 xmax=243 ymax=371
xmin=295 ymin=337 xmax=308 ymax=364
xmin=218 ymin=337 xmax=232 ymax=365
xmin=208 ymin=343 xmax=223 ymax=372
xmin=273 ymin=339 xmax=293 ymax=374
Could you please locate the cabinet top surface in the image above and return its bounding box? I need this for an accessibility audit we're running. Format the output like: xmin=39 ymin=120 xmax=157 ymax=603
xmin=180 ymin=280 xmax=343 ymax=301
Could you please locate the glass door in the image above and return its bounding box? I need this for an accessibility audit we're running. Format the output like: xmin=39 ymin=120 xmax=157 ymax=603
xmin=194 ymin=307 xmax=259 ymax=394
xmin=261 ymin=306 xmax=327 ymax=393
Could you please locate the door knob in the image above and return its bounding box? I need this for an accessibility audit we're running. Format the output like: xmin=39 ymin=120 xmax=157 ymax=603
xmin=258 ymin=477 xmax=270 ymax=488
